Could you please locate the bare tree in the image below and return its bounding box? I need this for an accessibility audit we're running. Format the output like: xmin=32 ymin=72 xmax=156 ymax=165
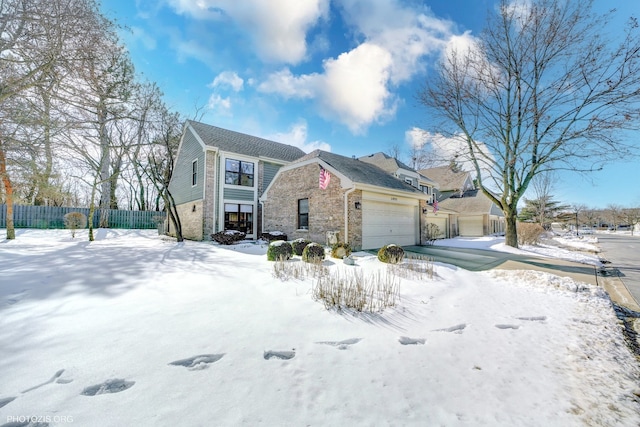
xmin=0 ymin=0 xmax=83 ymax=238
xmin=580 ymin=207 xmax=599 ymax=230
xmin=141 ymin=108 xmax=184 ymax=241
xmin=605 ymin=203 xmax=622 ymax=230
xmin=620 ymin=207 xmax=640 ymax=236
xmin=420 ymin=0 xmax=640 ymax=247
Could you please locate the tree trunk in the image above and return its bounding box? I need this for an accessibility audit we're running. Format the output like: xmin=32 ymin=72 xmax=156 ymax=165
xmin=504 ymin=208 xmax=518 ymax=248
xmin=0 ymin=147 xmax=16 ymax=239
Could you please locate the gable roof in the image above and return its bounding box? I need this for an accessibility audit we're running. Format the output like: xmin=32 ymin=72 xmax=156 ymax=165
xmin=359 ymin=152 xmax=438 ymax=187
xmin=294 ymin=150 xmax=425 ymax=195
xmin=358 ymin=152 xmax=414 ymax=173
xmin=186 ymin=120 xmax=305 ymax=162
xmin=437 ymin=189 xmax=502 ymax=215
xmin=419 ymin=165 xmax=470 ymax=191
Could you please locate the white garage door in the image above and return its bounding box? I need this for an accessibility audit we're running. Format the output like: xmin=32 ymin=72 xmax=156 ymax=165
xmin=458 ymin=216 xmax=483 ymax=237
xmin=426 ymin=217 xmax=448 ymax=239
xmin=362 ymin=199 xmax=418 ymax=249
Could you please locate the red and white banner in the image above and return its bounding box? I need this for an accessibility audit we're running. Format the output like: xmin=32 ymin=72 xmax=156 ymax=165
xmin=319 ymin=166 xmax=330 ymax=190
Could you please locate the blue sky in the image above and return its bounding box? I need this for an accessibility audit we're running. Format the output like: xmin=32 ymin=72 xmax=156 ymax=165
xmin=101 ymin=0 xmax=639 ymax=209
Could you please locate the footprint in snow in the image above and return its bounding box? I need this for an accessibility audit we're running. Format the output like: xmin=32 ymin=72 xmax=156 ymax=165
xmin=81 ymin=379 xmax=135 ymax=396
xmin=315 ymin=338 xmax=362 ymax=350
xmin=398 ymin=336 xmax=426 ymax=345
xmin=4 ymin=289 xmax=29 ymax=306
xmin=516 ymin=316 xmax=547 ymax=322
xmin=1 ymin=422 xmax=50 ymax=427
xmin=168 ymin=354 xmax=225 ymax=370
xmin=434 ymin=323 xmax=467 ymax=333
xmin=264 ymin=350 xmax=296 ymax=360
xmin=495 ymin=324 xmax=520 ymax=330
xmin=0 ymin=396 xmax=16 ymax=409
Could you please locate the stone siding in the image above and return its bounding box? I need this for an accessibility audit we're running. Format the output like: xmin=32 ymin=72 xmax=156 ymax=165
xmin=169 ymin=200 xmax=204 ymax=240
xmin=203 ymin=151 xmax=217 ymax=239
xmin=263 ymin=163 xmax=363 ymax=247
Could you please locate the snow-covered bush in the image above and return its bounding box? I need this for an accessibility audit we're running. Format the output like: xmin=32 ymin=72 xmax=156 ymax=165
xmin=330 ymin=242 xmax=351 ymax=259
xmin=291 ymin=238 xmax=311 ymax=256
xmin=267 ymin=240 xmax=293 ymax=261
xmin=63 ymin=212 xmax=87 ymax=238
xmin=302 ymin=242 xmax=325 ymax=263
xmin=377 ymin=244 xmax=405 ymax=264
xmin=211 ymin=230 xmax=246 ymax=245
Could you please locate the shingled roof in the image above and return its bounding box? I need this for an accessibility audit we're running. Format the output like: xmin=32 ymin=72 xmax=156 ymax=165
xmin=358 ymin=152 xmax=414 ymax=173
xmin=187 ymin=120 xmax=305 ymax=162
xmin=419 ymin=165 xmax=470 ymax=191
xmin=295 ymin=150 xmax=425 ymax=195
xmin=437 ymin=189 xmax=497 ymax=214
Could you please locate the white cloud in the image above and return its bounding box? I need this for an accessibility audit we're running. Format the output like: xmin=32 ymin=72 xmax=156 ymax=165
xmin=257 ymin=0 xmax=457 ymax=134
xmin=166 ymin=0 xmax=329 ymax=64
xmin=207 ymin=94 xmax=232 ymax=114
xmin=337 ymin=0 xmax=454 ymax=84
xmin=210 ymin=71 xmax=244 ymax=92
xmin=259 ymin=43 xmax=396 ymax=134
xmin=258 ymin=68 xmax=318 ymax=99
xmin=267 ymin=120 xmax=331 ymax=153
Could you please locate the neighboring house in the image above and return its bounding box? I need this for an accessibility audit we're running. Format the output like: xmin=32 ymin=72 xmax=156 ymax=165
xmin=358 ymin=152 xmax=439 ymax=201
xmin=260 ymin=150 xmax=432 ymax=250
xmin=419 ymin=165 xmax=505 ymax=237
xmin=168 ymin=120 xmax=306 ymax=240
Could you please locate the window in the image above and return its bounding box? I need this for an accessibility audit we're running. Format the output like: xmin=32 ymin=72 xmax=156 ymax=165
xmin=420 ymin=185 xmax=431 ymax=195
xmin=298 ymin=198 xmax=309 ymax=230
xmin=191 ymin=159 xmax=198 ymax=186
xmin=225 ymin=159 xmax=254 ymax=187
xmin=224 ymin=203 xmax=253 ymax=234
xmin=405 ymin=177 xmax=413 ymax=185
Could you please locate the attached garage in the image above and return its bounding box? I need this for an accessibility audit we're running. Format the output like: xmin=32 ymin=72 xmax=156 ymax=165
xmin=458 ymin=215 xmax=484 ymax=237
xmin=426 ymin=216 xmax=448 ymax=239
xmin=361 ymin=192 xmax=419 ymax=249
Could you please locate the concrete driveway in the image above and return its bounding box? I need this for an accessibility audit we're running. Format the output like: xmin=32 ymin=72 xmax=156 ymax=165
xmin=403 ymin=244 xmax=640 ymax=312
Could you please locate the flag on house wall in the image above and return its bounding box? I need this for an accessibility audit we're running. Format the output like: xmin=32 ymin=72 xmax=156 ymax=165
xmin=433 ymin=199 xmax=439 ymax=213
xmin=319 ymin=166 xmax=330 ymax=190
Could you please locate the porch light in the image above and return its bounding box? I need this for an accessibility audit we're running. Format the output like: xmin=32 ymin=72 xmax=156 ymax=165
xmin=354 ymin=201 xmax=361 ymax=210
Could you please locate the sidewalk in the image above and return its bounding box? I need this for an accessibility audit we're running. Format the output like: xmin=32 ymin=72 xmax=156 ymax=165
xmin=497 ymin=258 xmax=640 ymax=312
xmin=404 ymin=245 xmax=640 ymax=313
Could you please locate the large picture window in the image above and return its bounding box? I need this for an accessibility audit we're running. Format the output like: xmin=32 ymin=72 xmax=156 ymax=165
xmin=225 ymin=159 xmax=254 ymax=187
xmin=224 ymin=203 xmax=253 ymax=234
xmin=298 ymin=198 xmax=309 ymax=230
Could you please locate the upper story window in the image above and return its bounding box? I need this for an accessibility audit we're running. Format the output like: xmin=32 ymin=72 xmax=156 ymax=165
xmin=191 ymin=159 xmax=198 ymax=186
xmin=225 ymin=159 xmax=254 ymax=187
xmin=420 ymin=185 xmax=431 ymax=195
xmin=404 ymin=177 xmax=413 ymax=185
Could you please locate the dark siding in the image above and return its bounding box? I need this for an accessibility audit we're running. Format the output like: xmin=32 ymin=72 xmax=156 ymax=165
xmin=262 ymin=162 xmax=281 ymax=191
xmin=169 ymin=128 xmax=205 ymax=205
xmin=223 ymin=188 xmax=254 ymax=201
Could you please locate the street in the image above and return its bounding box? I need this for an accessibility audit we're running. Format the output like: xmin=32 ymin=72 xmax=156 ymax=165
xmin=596 ymin=233 xmax=640 ymax=307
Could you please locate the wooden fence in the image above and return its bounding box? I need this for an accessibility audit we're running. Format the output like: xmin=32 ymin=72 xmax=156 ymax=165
xmin=0 ymin=205 xmax=165 ymax=230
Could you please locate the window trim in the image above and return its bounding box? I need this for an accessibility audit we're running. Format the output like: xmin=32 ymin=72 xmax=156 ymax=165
xmin=224 ymin=158 xmax=255 ymax=187
xmin=191 ymin=159 xmax=198 ymax=187
xmin=298 ymin=198 xmax=309 ymax=230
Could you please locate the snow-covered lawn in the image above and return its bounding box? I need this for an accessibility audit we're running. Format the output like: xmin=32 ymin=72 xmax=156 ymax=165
xmin=1 ymin=229 xmax=639 ymax=426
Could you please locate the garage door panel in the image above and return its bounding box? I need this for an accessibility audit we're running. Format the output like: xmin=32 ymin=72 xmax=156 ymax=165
xmin=459 ymin=216 xmax=483 ymax=237
xmin=362 ymin=200 xmax=418 ymax=249
xmin=426 ymin=217 xmax=447 ymax=239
